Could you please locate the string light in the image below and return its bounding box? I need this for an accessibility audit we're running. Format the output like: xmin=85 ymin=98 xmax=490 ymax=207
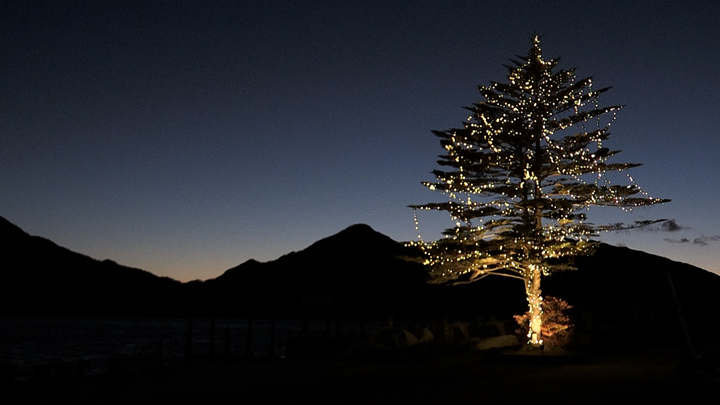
xmin=409 ymin=36 xmax=669 ymax=346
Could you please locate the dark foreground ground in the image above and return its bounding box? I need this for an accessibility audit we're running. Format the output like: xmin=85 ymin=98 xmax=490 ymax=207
xmin=4 ymin=350 xmax=719 ymax=404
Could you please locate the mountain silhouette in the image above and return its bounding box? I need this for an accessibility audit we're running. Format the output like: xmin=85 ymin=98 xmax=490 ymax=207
xmin=201 ymin=223 xmax=430 ymax=319
xmin=545 ymin=244 xmax=720 ymax=351
xmin=0 ymin=216 xmax=184 ymax=316
xmin=1 ymin=215 xmax=718 ymax=350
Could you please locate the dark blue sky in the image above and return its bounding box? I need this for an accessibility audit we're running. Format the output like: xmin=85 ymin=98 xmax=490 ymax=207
xmin=2 ymin=1 xmax=719 ymax=281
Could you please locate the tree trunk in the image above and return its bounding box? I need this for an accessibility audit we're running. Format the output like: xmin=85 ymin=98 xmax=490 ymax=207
xmin=526 ymin=265 xmax=543 ymax=345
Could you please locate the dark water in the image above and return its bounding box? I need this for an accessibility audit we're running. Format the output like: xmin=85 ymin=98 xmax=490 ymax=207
xmin=0 ymin=317 xmax=380 ymax=381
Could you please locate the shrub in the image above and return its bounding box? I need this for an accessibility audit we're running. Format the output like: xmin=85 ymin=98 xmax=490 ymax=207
xmin=514 ymin=296 xmax=573 ymax=349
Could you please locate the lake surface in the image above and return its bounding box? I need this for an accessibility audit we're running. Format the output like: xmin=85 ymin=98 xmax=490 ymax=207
xmin=0 ymin=317 xmax=382 ymax=381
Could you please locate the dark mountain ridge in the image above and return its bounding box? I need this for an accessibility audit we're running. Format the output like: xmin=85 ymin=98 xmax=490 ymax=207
xmin=1 ymin=215 xmax=719 ymax=350
xmin=202 ymin=223 xmax=429 ymax=319
xmin=0 ymin=216 xmax=184 ymax=316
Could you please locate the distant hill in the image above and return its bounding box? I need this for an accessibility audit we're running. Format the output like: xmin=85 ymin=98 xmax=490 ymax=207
xmin=545 ymin=244 xmax=720 ymax=351
xmin=201 ymin=224 xmax=431 ymax=319
xmin=1 ymin=215 xmax=719 ymax=351
xmin=0 ymin=216 xmax=184 ymax=316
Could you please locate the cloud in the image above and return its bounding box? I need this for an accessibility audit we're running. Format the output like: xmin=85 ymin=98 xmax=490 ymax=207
xmin=664 ymin=235 xmax=720 ymax=246
xmin=660 ymin=219 xmax=684 ymax=232
xmin=664 ymin=237 xmax=690 ymax=244
xmin=639 ymin=219 xmax=686 ymax=232
xmin=692 ymin=235 xmax=720 ymax=246
xmin=611 ymin=218 xmax=719 ymax=248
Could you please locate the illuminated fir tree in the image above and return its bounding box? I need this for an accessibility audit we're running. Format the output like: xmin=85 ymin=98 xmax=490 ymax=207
xmin=411 ymin=36 xmax=669 ymax=346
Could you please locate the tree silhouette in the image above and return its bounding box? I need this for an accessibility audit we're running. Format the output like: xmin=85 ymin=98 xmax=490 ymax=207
xmin=411 ymin=36 xmax=669 ymax=345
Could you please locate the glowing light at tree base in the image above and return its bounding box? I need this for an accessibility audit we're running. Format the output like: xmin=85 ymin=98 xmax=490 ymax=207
xmin=410 ymin=35 xmax=669 ymax=343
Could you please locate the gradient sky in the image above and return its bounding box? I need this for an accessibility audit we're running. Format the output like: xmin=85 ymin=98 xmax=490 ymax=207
xmin=2 ymin=1 xmax=719 ymax=282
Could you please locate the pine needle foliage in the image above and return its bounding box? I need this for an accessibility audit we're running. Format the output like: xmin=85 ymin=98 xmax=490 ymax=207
xmin=410 ymin=36 xmax=669 ymax=343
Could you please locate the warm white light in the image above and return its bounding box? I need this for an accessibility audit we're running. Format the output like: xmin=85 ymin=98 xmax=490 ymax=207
xmin=411 ymin=36 xmax=668 ymax=346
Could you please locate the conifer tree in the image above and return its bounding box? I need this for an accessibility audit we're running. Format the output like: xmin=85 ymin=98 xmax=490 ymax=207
xmin=411 ymin=36 xmax=669 ymax=345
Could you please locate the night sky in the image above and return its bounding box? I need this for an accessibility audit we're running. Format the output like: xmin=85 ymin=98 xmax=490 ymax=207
xmin=2 ymin=1 xmax=719 ymax=282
